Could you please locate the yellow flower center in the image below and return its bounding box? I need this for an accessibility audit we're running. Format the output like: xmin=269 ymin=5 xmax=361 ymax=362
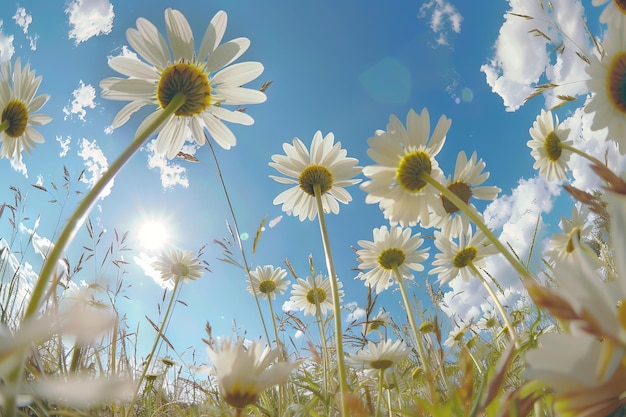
xmin=258 ymin=280 xmax=277 ymax=294
xmin=565 ymin=226 xmax=581 ymax=254
xmin=419 ymin=321 xmax=434 ymax=333
xmin=378 ymin=248 xmax=406 ymax=270
xmin=614 ymin=0 xmax=626 ymax=14
xmin=544 ymin=131 xmax=563 ymax=162
xmin=299 ymin=164 xmax=334 ymax=196
xmin=397 ymin=150 xmax=432 ymax=192
xmin=171 ymin=262 xmax=190 ymax=277
xmin=306 ymin=287 xmax=327 ymax=305
xmin=370 ymin=359 xmax=394 ymax=370
xmin=223 ymin=389 xmax=258 ymax=410
xmin=441 ymin=181 xmax=472 ymax=214
xmin=157 ymin=62 xmax=211 ymax=116
xmin=607 ymin=51 xmax=626 ymax=115
xmin=483 ymin=316 xmax=498 ymax=329
xmin=452 ymin=246 xmax=478 ymax=269
xmin=1 ymin=99 xmax=28 ymax=138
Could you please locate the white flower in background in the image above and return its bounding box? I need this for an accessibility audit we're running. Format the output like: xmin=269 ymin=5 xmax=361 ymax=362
xmin=100 ymin=8 xmax=265 ymax=158
xmin=444 ymin=324 xmax=467 ymax=348
xmin=363 ymin=309 xmax=392 ymax=336
xmin=527 ymin=109 xmax=573 ymax=182
xmin=0 ymin=57 xmax=51 ymax=163
xmin=543 ymin=203 xmax=597 ymax=264
xmin=289 ymin=273 xmax=342 ymax=316
xmin=346 ymin=339 xmax=410 ymax=370
xmin=430 ymin=151 xmax=500 ymax=238
xmin=429 ymin=228 xmax=498 ymax=285
xmin=356 ymin=225 xmax=429 ymax=294
xmin=585 ymin=22 xmax=626 ymax=154
xmin=361 ymin=108 xmax=451 ymax=227
xmin=205 ymin=339 xmax=301 ymax=409
xmin=592 ymin=0 xmax=626 ymax=26
xmin=525 ymin=331 xmax=626 ymax=417
xmin=153 ymin=248 xmax=204 ymax=283
xmin=269 ymin=131 xmax=361 ymax=221
xmin=476 ymin=309 xmax=499 ymax=332
xmin=248 ymin=265 xmax=290 ymax=300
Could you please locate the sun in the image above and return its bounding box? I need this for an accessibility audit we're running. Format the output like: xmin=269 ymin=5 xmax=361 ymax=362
xmin=137 ymin=219 xmax=169 ymax=251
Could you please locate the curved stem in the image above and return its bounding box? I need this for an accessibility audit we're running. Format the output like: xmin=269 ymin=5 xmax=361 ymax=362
xmin=205 ymin=136 xmax=271 ymax=346
xmin=560 ymin=142 xmax=605 ymax=167
xmin=25 ymin=93 xmax=187 ymax=320
xmin=312 ymin=184 xmax=350 ymax=417
xmin=391 ymin=265 xmax=437 ymax=402
xmin=126 ymin=279 xmax=182 ymax=417
xmin=420 ymin=172 xmax=531 ymax=281
xmin=468 ymin=263 xmax=519 ymax=347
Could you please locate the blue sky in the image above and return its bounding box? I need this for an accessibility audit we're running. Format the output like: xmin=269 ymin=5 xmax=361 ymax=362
xmin=0 ymin=0 xmax=617 ymax=364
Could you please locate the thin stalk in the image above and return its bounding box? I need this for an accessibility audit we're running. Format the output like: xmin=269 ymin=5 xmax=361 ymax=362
xmin=312 ymin=183 xmax=350 ymax=417
xmin=468 ymin=263 xmax=519 ymax=347
xmin=266 ymin=296 xmax=283 ymax=415
xmin=315 ymin=308 xmax=330 ymax=409
xmin=126 ymin=279 xmax=182 ymax=417
xmin=375 ymin=368 xmax=384 ymax=417
xmin=391 ymin=265 xmax=437 ymax=403
xmin=25 ymin=93 xmax=187 ymax=319
xmin=420 ymin=173 xmax=531 ymax=280
xmin=205 ymin=136 xmax=271 ymax=346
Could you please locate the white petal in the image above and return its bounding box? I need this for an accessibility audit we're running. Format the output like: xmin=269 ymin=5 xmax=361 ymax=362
xmin=214 ymin=87 xmax=266 ymax=105
xmin=108 ymin=56 xmax=159 ymax=80
xmin=198 ymin=10 xmax=227 ymax=59
xmin=111 ymin=100 xmax=149 ymax=128
xmin=127 ymin=19 xmax=169 ymax=68
xmin=165 ymin=8 xmax=194 ymax=61
xmin=203 ymin=113 xmax=236 ymax=149
xmin=212 ymin=62 xmax=264 ymax=87
xmin=210 ymin=106 xmax=254 ymax=125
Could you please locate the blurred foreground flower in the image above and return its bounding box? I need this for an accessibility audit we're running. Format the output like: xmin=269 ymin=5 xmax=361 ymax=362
xmin=526 ymin=109 xmax=572 ymax=182
xmin=0 ymin=57 xmax=51 ymax=163
xmin=356 ymin=225 xmax=429 ymax=294
xmin=361 ymin=108 xmax=451 ymax=227
xmin=248 ymin=265 xmax=290 ymax=300
xmin=205 ymin=339 xmax=301 ymax=410
xmin=100 ymin=8 xmax=265 ymax=157
xmin=346 ymin=339 xmax=409 ymax=371
xmin=153 ymin=248 xmax=204 ymax=283
xmin=269 ymin=130 xmax=361 ymax=221
xmin=289 ymin=273 xmax=343 ymax=316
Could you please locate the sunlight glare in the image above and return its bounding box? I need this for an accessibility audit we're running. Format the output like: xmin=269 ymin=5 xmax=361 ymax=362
xmin=138 ymin=219 xmax=169 ymax=251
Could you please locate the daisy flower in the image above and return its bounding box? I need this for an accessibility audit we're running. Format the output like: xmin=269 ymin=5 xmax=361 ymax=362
xmin=543 ymin=203 xmax=598 ymax=264
xmin=153 ymin=248 xmax=204 ymax=283
xmin=269 ymin=131 xmax=361 ymax=221
xmin=363 ymin=309 xmax=392 ymax=336
xmin=100 ymin=8 xmax=265 ymax=158
xmin=356 ymin=226 xmax=429 ymax=294
xmin=205 ymin=339 xmax=300 ymax=409
xmin=429 ymin=229 xmax=498 ymax=285
xmin=585 ymin=23 xmax=626 ymax=154
xmin=526 ymin=109 xmax=573 ymax=182
xmin=289 ymin=273 xmax=343 ymax=316
xmin=476 ymin=309 xmax=499 ymax=332
xmin=592 ymin=0 xmax=626 ymax=25
xmin=444 ymin=324 xmax=467 ymax=348
xmin=346 ymin=339 xmax=409 ymax=371
xmin=361 ymin=108 xmax=451 ymax=227
xmin=430 ymin=151 xmax=500 ymax=237
xmin=0 ymin=57 xmax=51 ymax=163
xmin=248 ymin=265 xmax=290 ymax=300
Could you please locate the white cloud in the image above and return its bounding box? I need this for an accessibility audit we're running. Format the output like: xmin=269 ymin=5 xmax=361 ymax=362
xmin=63 ymin=81 xmax=97 ymax=121
xmin=77 ymin=138 xmax=112 ymax=199
xmin=66 ymin=0 xmax=114 ymax=45
xmin=36 ymin=175 xmax=44 ymax=186
xmin=134 ymin=251 xmax=173 ymax=290
xmin=18 ymin=222 xmax=68 ymax=279
xmin=345 ymin=302 xmax=366 ymax=323
xmin=441 ymin=175 xmax=561 ymax=323
xmin=13 ymin=7 xmax=32 ymax=34
xmin=418 ymin=0 xmax=463 ymax=46
xmin=282 ymin=299 xmax=299 ymax=313
xmin=8 ymin=157 xmax=28 ymax=177
xmin=0 ymin=21 xmax=15 ymax=62
xmin=146 ymin=140 xmax=193 ymax=189
xmin=56 ymin=135 xmax=71 ymax=157
xmin=480 ymin=0 xmax=592 ymax=111
xmin=0 ymin=238 xmax=37 ymax=307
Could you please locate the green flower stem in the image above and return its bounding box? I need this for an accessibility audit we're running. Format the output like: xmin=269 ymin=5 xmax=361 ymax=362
xmin=391 ymin=265 xmax=437 ymax=403
xmin=126 ymin=278 xmax=182 ymax=417
xmin=375 ymin=368 xmax=384 ymax=417
xmin=313 ymin=183 xmax=350 ymax=417
xmin=205 ymin=137 xmax=272 ymax=347
xmin=420 ymin=173 xmax=531 ymax=281
xmin=315 ymin=304 xmax=330 ymax=410
xmin=468 ymin=262 xmax=519 ymax=347
xmin=266 ymin=296 xmax=283 ymax=414
xmin=560 ymin=142 xmax=605 ymax=167
xmin=24 ymin=92 xmax=187 ymax=320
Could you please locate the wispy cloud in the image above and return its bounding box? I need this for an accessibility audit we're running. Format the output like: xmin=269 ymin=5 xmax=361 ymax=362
xmin=145 ymin=140 xmax=193 ymax=189
xmin=63 ymin=81 xmax=97 ymax=121
xmin=418 ymin=0 xmax=463 ymax=46
xmin=77 ymin=138 xmax=112 ymax=199
xmin=480 ymin=0 xmax=592 ymax=111
xmin=56 ymin=135 xmax=71 ymax=157
xmin=12 ymin=7 xmax=38 ymax=50
xmin=0 ymin=20 xmax=15 ymax=62
xmin=66 ymin=0 xmax=114 ymax=45
xmin=134 ymin=252 xmax=173 ymax=290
